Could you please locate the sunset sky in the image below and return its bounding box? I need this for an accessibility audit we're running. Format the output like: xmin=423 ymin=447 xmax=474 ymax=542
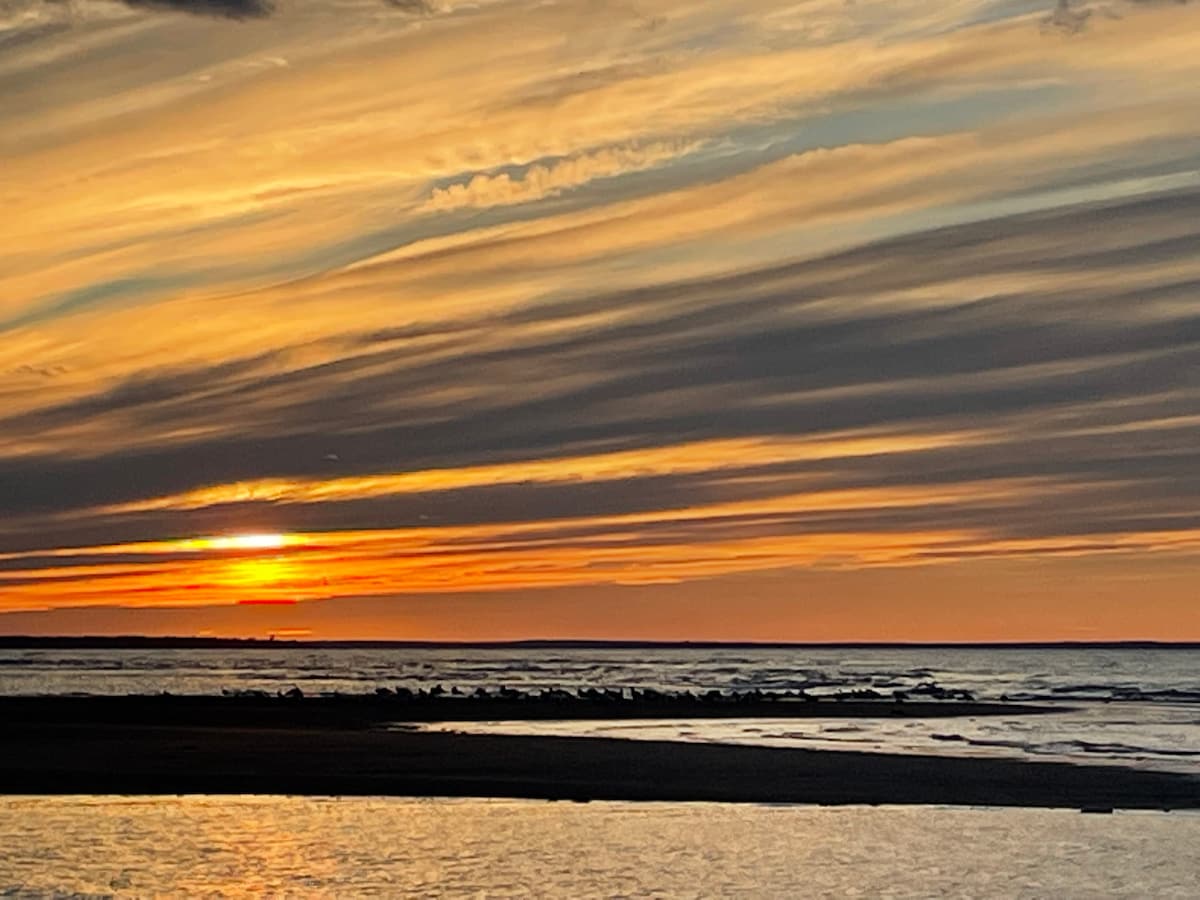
xmin=2 ymin=0 xmax=1198 ymax=640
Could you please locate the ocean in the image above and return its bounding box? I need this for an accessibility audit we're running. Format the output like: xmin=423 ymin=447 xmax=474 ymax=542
xmin=3 ymin=645 xmax=1198 ymax=773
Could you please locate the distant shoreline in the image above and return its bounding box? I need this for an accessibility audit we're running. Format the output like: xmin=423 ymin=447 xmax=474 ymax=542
xmin=2 ymin=636 xmax=1198 ymax=650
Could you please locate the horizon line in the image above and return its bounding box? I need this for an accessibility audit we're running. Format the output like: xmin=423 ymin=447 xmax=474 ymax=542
xmin=1 ymin=636 xmax=1198 ymax=650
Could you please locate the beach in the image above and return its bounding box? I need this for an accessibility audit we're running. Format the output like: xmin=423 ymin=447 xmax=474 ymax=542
xmin=3 ymin=695 xmax=1198 ymax=810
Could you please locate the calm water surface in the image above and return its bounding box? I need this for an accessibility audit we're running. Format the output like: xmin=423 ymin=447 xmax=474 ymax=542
xmin=0 ymin=797 xmax=1198 ymax=899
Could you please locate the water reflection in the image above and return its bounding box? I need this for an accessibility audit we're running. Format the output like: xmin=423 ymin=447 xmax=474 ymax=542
xmin=0 ymin=797 xmax=1197 ymax=898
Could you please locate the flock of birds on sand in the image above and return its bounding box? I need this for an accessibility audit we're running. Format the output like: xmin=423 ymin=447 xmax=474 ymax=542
xmin=219 ymin=682 xmax=980 ymax=703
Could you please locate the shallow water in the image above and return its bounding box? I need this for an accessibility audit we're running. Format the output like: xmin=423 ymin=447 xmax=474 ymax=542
xmin=417 ymin=699 xmax=1200 ymax=774
xmin=0 ymin=797 xmax=1197 ymax=898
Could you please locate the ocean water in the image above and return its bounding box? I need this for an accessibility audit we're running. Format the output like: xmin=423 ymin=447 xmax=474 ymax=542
xmin=3 ymin=646 xmax=1198 ymax=701
xmin=3 ymin=646 xmax=1199 ymax=773
xmin=0 ymin=797 xmax=1198 ymax=899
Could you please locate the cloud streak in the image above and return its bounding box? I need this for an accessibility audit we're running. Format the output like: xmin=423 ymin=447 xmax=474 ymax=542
xmin=119 ymin=0 xmax=275 ymax=19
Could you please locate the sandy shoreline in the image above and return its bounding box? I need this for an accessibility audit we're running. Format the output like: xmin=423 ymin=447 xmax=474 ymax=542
xmin=4 ymin=724 xmax=1199 ymax=809
xmin=0 ymin=693 xmax=1056 ymax=727
xmin=1 ymin=696 xmax=1197 ymax=809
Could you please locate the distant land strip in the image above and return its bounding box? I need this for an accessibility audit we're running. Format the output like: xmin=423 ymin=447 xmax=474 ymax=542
xmin=2 ymin=636 xmax=1199 ymax=650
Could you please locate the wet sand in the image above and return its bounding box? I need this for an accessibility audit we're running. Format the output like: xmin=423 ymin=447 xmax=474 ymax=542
xmin=3 ymin=723 xmax=1199 ymax=809
xmin=0 ymin=693 xmax=1054 ymax=727
xmin=1 ymin=696 xmax=1197 ymax=809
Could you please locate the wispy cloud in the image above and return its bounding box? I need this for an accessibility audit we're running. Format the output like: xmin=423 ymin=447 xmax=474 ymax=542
xmin=423 ymin=140 xmax=702 ymax=211
xmin=1041 ymin=0 xmax=1191 ymax=34
xmin=120 ymin=0 xmax=275 ymax=19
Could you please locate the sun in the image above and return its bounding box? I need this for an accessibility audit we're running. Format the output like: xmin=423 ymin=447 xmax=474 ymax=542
xmin=170 ymin=532 xmax=313 ymax=598
xmin=176 ymin=532 xmax=294 ymax=552
xmin=209 ymin=533 xmax=289 ymax=551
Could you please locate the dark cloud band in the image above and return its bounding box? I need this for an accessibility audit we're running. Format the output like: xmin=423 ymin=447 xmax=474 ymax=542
xmin=119 ymin=0 xmax=275 ymax=19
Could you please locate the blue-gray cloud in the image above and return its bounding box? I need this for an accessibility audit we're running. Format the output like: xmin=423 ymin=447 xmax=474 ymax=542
xmin=1042 ymin=0 xmax=1191 ymax=34
xmin=120 ymin=0 xmax=274 ymax=18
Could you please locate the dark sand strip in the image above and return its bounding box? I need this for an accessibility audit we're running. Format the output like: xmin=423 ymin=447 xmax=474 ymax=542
xmin=3 ymin=723 xmax=1198 ymax=810
xmin=0 ymin=694 xmax=1055 ymax=728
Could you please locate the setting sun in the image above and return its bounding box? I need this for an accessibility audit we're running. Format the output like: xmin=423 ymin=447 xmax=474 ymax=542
xmin=183 ymin=533 xmax=292 ymax=552
xmin=213 ymin=533 xmax=289 ymax=551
